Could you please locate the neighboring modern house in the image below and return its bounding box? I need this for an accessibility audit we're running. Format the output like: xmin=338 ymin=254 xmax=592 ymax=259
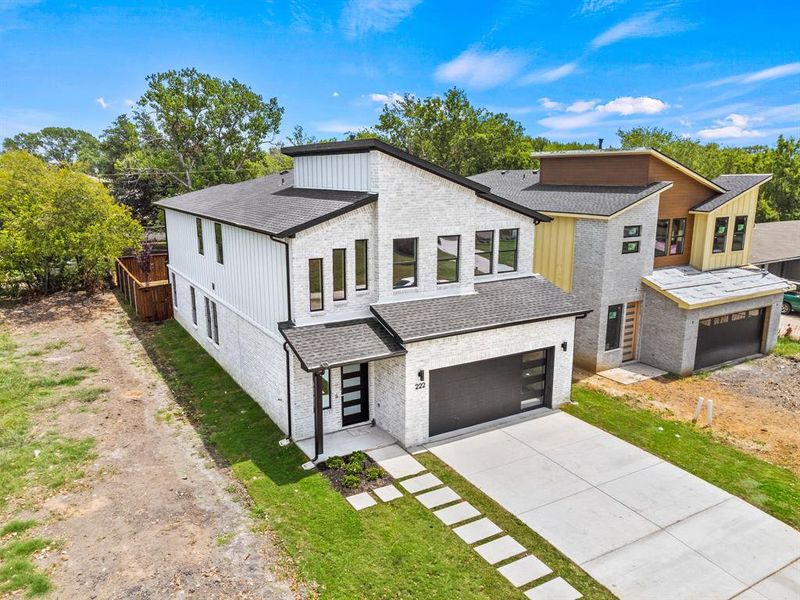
xmin=472 ymin=148 xmax=790 ymax=375
xmin=155 ymin=139 xmax=588 ymax=458
xmin=750 ymin=220 xmax=800 ymax=283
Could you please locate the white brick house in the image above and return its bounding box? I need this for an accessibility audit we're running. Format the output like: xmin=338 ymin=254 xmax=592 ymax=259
xmin=156 ymin=140 xmax=588 ymax=459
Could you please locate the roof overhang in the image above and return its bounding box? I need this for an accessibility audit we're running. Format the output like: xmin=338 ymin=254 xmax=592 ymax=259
xmin=689 ymin=174 xmax=773 ymax=214
xmin=536 ymin=182 xmax=673 ymax=221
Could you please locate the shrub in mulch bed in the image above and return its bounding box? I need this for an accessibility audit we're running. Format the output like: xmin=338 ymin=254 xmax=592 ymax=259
xmin=319 ymin=450 xmax=394 ymax=496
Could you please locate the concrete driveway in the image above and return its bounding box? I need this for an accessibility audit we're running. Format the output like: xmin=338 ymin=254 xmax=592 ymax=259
xmin=427 ymin=412 xmax=800 ymax=599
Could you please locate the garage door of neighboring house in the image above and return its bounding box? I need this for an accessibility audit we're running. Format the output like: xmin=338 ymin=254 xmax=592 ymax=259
xmin=428 ymin=348 xmax=554 ymax=437
xmin=694 ymin=308 xmax=766 ymax=370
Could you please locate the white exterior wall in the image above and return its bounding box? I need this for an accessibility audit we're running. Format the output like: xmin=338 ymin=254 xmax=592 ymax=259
xmin=293 ymin=153 xmax=371 ymax=191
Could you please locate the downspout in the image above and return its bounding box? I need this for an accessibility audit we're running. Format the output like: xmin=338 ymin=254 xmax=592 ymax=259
xmin=271 ymin=236 xmax=294 ymax=442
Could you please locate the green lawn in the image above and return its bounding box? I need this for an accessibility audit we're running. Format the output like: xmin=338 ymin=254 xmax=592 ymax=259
xmin=773 ymin=335 xmax=800 ymax=358
xmin=565 ymin=386 xmax=800 ymax=530
xmin=151 ymin=320 xmax=556 ymax=599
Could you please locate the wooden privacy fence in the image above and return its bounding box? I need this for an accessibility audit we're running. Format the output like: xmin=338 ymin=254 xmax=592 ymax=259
xmin=115 ymin=253 xmax=173 ymax=322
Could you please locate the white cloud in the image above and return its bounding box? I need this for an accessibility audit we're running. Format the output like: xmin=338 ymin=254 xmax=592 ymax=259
xmin=332 ymin=91 xmax=340 ymax=97
xmin=521 ymin=61 xmax=577 ymax=84
xmin=539 ymin=97 xmax=565 ymax=110
xmin=590 ymin=9 xmax=691 ymax=49
xmin=341 ymin=0 xmax=421 ymax=39
xmin=566 ymin=99 xmax=599 ymax=113
xmin=538 ymin=112 xmax=603 ymax=130
xmin=596 ymin=96 xmax=669 ymax=115
xmin=580 ymin=0 xmax=625 ymax=13
xmin=124 ymin=99 xmax=135 ymax=107
xmin=96 ymin=97 xmax=109 ymax=109
xmin=314 ymin=119 xmax=367 ymax=133
xmin=368 ymin=92 xmax=404 ymax=106
xmin=434 ymin=48 xmax=527 ymax=90
xmin=706 ymin=62 xmax=800 ymax=87
xmin=696 ymin=113 xmax=765 ymax=139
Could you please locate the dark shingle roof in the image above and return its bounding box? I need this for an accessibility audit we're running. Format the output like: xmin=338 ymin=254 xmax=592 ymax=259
xmin=279 ymin=318 xmax=406 ymax=372
xmin=750 ymin=220 xmax=800 ymax=264
xmin=371 ymin=276 xmax=590 ymax=343
xmin=154 ymin=171 xmax=377 ymax=237
xmin=469 ymin=170 xmax=671 ymax=217
xmin=691 ymin=174 xmax=773 ymax=212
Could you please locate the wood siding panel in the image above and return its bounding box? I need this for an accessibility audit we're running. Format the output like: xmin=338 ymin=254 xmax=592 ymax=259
xmin=539 ymin=155 xmax=651 ymax=186
xmin=534 ymin=216 xmax=575 ymax=292
xmin=691 ymin=187 xmax=759 ymax=271
xmin=294 ymin=153 xmax=370 ymax=191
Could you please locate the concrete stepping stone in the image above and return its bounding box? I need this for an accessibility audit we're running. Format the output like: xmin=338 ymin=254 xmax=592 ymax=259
xmin=474 ymin=535 xmax=526 ymax=565
xmin=399 ymin=472 xmax=442 ymax=494
xmin=368 ymin=445 xmax=425 ymax=479
xmin=416 ymin=486 xmax=460 ymax=509
xmin=524 ymin=577 xmax=582 ymax=600
xmin=453 ymin=517 xmax=502 ymax=544
xmin=433 ymin=501 xmax=480 ymax=525
xmin=373 ymin=484 xmax=402 ymax=502
xmin=346 ymin=492 xmax=376 ymax=511
xmin=498 ymin=555 xmax=553 ymax=588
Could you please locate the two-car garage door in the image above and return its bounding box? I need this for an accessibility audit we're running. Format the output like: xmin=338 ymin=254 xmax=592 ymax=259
xmin=428 ymin=348 xmax=553 ymax=437
xmin=694 ymin=308 xmax=765 ymax=370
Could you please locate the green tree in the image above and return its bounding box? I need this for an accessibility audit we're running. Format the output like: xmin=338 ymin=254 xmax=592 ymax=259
xmin=0 ymin=151 xmax=142 ymax=294
xmin=2 ymin=127 xmax=102 ymax=172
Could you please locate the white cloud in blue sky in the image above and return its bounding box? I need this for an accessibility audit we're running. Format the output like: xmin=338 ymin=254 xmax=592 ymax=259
xmin=434 ymin=48 xmax=527 ymax=90
xmin=340 ymin=0 xmax=422 ymax=39
xmin=590 ymin=7 xmax=694 ymax=49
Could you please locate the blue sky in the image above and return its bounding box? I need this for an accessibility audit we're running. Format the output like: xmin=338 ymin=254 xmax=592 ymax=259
xmin=1 ymin=0 xmax=798 ymax=146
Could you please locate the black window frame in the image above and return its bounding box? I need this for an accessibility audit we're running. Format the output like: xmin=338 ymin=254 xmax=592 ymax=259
xmin=308 ymin=258 xmax=324 ymax=312
xmin=623 ymin=225 xmax=642 ymax=238
xmin=712 ymin=216 xmax=729 ymax=254
xmin=392 ymin=238 xmax=418 ymax=289
xmin=210 ymin=299 xmax=219 ymax=344
xmin=498 ymin=228 xmax=519 ymax=273
xmin=171 ymin=273 xmax=178 ymax=307
xmin=332 ymin=248 xmax=347 ymax=301
xmin=204 ymin=297 xmax=218 ymax=344
xmin=669 ymin=218 xmax=686 ymax=255
xmin=436 ymin=235 xmax=460 ymax=284
xmin=655 ymin=219 xmax=669 ymax=257
xmin=196 ymin=217 xmax=204 ymax=255
xmin=474 ymin=230 xmax=495 ymax=276
xmin=355 ymin=239 xmax=368 ymax=291
xmin=605 ymin=304 xmax=623 ymax=351
xmin=731 ymin=215 xmax=748 ymax=251
xmin=214 ymin=222 xmax=224 ymax=264
xmin=320 ymin=368 xmax=331 ymax=410
xmin=622 ymin=240 xmax=640 ymax=254
xmin=190 ymin=286 xmax=197 ymax=325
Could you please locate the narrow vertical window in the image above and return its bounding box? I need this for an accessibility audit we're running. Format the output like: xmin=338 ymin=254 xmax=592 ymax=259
xmin=204 ymin=297 xmax=212 ymax=339
xmin=498 ymin=229 xmax=519 ymax=273
xmin=475 ymin=230 xmax=494 ymax=275
xmin=196 ymin=218 xmax=204 ymax=255
xmin=211 ymin=300 xmax=219 ymax=344
xmin=355 ymin=239 xmax=368 ymax=290
xmin=669 ymin=218 xmax=686 ymax=255
xmin=309 ymin=258 xmax=323 ymax=312
xmin=171 ymin=273 xmax=177 ymax=307
xmin=190 ymin=286 xmax=197 ymax=325
xmin=333 ymin=248 xmax=346 ymax=301
xmin=320 ymin=369 xmax=331 ymax=409
xmin=712 ymin=217 xmax=729 ymax=253
xmin=605 ymin=304 xmax=623 ymax=351
xmin=655 ymin=219 xmax=669 ymax=257
xmin=437 ymin=235 xmax=460 ymax=284
xmin=731 ymin=215 xmax=747 ymax=251
xmin=214 ymin=222 xmax=224 ymax=264
xmin=392 ymin=238 xmax=418 ymax=288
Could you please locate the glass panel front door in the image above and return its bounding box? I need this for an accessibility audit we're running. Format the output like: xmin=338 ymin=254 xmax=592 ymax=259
xmin=341 ymin=363 xmax=369 ymax=426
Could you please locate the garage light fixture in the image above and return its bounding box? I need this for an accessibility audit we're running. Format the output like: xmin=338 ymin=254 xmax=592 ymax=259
xmin=561 ymin=341 xmax=568 ymax=351
xmin=418 ymin=370 xmax=425 ymax=381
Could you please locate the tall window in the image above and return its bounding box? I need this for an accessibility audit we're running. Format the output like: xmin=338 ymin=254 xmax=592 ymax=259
xmin=190 ymin=286 xmax=197 ymax=325
xmin=732 ymin=215 xmax=747 ymax=251
xmin=333 ymin=248 xmax=346 ymax=301
xmin=214 ymin=222 xmax=224 ymax=264
xmin=713 ymin=217 xmax=729 ymax=254
xmin=475 ymin=230 xmax=494 ymax=275
xmin=655 ymin=219 xmax=669 ymax=257
xmin=308 ymin=258 xmax=323 ymax=312
xmin=205 ymin=297 xmax=218 ymax=344
xmin=392 ymin=238 xmax=417 ymax=288
xmin=355 ymin=239 xmax=368 ymax=291
xmin=498 ymin=229 xmax=519 ymax=272
xmin=320 ymin=369 xmax=331 ymax=409
xmin=171 ymin=273 xmax=178 ymax=307
xmin=437 ymin=235 xmax=460 ymax=284
xmin=196 ymin=218 xmax=204 ymax=255
xmin=669 ymin=218 xmax=686 ymax=255
xmin=605 ymin=304 xmax=623 ymax=351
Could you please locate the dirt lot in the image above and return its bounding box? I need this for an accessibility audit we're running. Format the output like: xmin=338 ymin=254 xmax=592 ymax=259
xmin=0 ymin=292 xmax=297 ymax=599
xmin=578 ymin=353 xmax=800 ymax=476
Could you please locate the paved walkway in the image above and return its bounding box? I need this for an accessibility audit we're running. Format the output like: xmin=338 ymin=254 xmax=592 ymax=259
xmin=426 ymin=412 xmax=800 ymax=600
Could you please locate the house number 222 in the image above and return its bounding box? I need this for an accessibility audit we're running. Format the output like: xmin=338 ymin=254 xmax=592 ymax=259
xmin=414 ymin=382 xmax=426 ymax=390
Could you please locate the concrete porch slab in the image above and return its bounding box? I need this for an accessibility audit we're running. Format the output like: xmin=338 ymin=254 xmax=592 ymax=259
xmin=597 ymin=362 xmax=667 ymax=385
xmin=367 ymin=444 xmax=425 ymax=479
xmin=297 ymin=424 xmax=396 ymax=460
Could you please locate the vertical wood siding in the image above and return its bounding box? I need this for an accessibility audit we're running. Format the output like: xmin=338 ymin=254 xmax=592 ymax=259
xmin=534 ymin=216 xmax=576 ymax=292
xmin=294 ymin=153 xmax=370 ymax=191
xmin=690 ymin=187 xmax=759 ymax=271
xmin=164 ymin=210 xmax=288 ymax=336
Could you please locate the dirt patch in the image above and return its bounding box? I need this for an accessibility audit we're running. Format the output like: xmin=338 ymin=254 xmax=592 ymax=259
xmin=577 ymin=355 xmax=800 ymax=476
xmin=0 ymin=292 xmax=298 ymax=599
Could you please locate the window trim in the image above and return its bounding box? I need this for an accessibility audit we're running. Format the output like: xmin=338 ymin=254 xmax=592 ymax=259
xmin=498 ymin=228 xmax=519 ymax=273
xmin=196 ymin=217 xmax=204 ymax=255
xmin=210 ymin=300 xmax=219 ymax=345
xmin=712 ymin=216 xmax=729 ymax=254
xmin=605 ymin=304 xmax=623 ymax=351
xmin=669 ymin=217 xmax=686 ymax=256
xmin=731 ymin=215 xmax=748 ymax=252
xmin=622 ymin=240 xmax=640 ymax=254
xmin=204 ymin=297 xmax=212 ymax=339
xmin=474 ymin=230 xmax=495 ymax=276
xmin=436 ymin=234 xmax=461 ymax=285
xmin=355 ymin=239 xmax=368 ymax=291
xmin=392 ymin=237 xmax=418 ymax=289
xmin=332 ymin=248 xmax=347 ymax=301
xmin=308 ymin=258 xmax=324 ymax=312
xmin=623 ymin=225 xmax=642 ymax=238
xmin=190 ymin=286 xmax=197 ymax=326
xmin=214 ymin=222 xmax=224 ymax=264
xmin=655 ymin=219 xmax=669 ymax=257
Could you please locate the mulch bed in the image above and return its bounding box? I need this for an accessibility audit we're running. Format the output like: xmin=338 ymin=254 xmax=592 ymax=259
xmin=318 ymin=451 xmax=395 ymax=497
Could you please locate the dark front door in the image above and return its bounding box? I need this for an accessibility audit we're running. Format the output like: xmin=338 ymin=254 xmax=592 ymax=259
xmin=428 ymin=348 xmax=553 ymax=437
xmin=695 ymin=308 xmax=765 ymax=370
xmin=341 ymin=363 xmax=369 ymax=426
